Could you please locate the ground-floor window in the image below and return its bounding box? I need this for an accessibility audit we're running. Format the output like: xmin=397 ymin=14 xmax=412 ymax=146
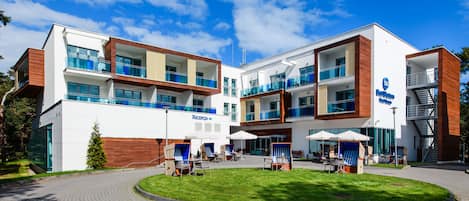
xmin=246 ymin=134 xmax=287 ymax=156
xmin=28 ymin=124 xmax=53 ymax=172
xmin=308 ymin=127 xmax=394 ymax=156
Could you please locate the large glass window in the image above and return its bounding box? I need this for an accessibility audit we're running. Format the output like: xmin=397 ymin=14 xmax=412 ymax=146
xmin=299 ymin=96 xmax=314 ymax=106
xmin=231 ymin=79 xmax=237 ymax=97
xmin=193 ymin=99 xmax=204 ymax=108
xmin=336 ymin=57 xmax=345 ymax=66
xmin=249 ymin=79 xmax=258 ymax=87
xmin=116 ymin=55 xmax=141 ymax=66
xmin=270 ymin=73 xmax=285 ymax=84
xmin=223 ymin=77 xmax=229 ymax=96
xmin=270 ymin=101 xmax=279 ymax=110
xmin=224 ymin=103 xmax=229 ymax=116
xmin=231 ymin=104 xmax=237 ymax=121
xmin=157 ymin=94 xmax=176 ymax=106
xmin=336 ymin=89 xmax=355 ymax=101
xmin=115 ymin=89 xmax=142 ymax=100
xmin=67 ymin=82 xmax=99 ymax=97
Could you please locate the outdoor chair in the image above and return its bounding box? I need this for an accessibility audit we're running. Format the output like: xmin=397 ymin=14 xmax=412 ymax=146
xmin=193 ymin=159 xmax=210 ymax=176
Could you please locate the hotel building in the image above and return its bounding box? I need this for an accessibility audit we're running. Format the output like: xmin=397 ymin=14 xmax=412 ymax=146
xmin=12 ymin=23 xmax=460 ymax=172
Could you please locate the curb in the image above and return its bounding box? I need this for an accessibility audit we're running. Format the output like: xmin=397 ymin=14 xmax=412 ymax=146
xmin=0 ymin=168 xmax=136 ymax=189
xmin=134 ymin=184 xmax=176 ymax=201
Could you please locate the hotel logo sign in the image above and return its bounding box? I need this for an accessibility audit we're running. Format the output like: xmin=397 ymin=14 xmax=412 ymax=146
xmin=192 ymin=115 xmax=212 ymax=121
xmin=376 ymin=77 xmax=395 ymax=105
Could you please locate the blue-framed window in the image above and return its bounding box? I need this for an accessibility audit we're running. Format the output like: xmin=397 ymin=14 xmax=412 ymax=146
xmin=224 ymin=103 xmax=229 ymax=116
xmin=115 ymin=89 xmax=142 ymax=100
xmin=336 ymin=89 xmax=354 ymax=101
xmin=193 ymin=99 xmax=204 ymax=107
xmin=231 ymin=104 xmax=237 ymax=121
xmin=157 ymin=94 xmax=176 ymax=105
xmin=67 ymin=82 xmax=99 ymax=97
xmin=223 ymin=77 xmax=229 ymax=96
xmin=231 ymin=79 xmax=237 ymax=97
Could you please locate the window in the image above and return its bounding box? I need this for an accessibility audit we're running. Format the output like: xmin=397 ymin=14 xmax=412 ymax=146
xmin=67 ymin=45 xmax=98 ymax=58
xmin=116 ymin=55 xmax=141 ymax=66
xmin=249 ymin=79 xmax=259 ymax=87
xmin=196 ymin=72 xmax=204 ymax=78
xmin=299 ymin=66 xmax=314 ymax=75
xmin=157 ymin=94 xmax=176 ymax=105
xmin=166 ymin=65 xmax=177 ymax=72
xmin=193 ymin=99 xmax=204 ymax=108
xmin=224 ymin=103 xmax=229 ymax=116
xmin=270 ymin=73 xmax=285 ymax=83
xmin=270 ymin=101 xmax=279 ymax=110
xmin=67 ymin=82 xmax=99 ymax=97
xmin=231 ymin=79 xmax=237 ymax=97
xmin=115 ymin=89 xmax=142 ymax=100
xmin=335 ymin=57 xmax=345 ymax=66
xmin=223 ymin=77 xmax=229 ymax=96
xmin=336 ymin=89 xmax=355 ymax=101
xmin=231 ymin=104 xmax=237 ymax=121
xmin=299 ymin=96 xmax=314 ymax=106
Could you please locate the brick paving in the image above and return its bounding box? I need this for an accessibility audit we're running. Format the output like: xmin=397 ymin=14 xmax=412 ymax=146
xmin=0 ymin=156 xmax=467 ymax=201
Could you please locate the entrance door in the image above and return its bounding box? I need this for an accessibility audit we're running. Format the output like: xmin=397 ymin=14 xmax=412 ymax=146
xmin=46 ymin=125 xmax=52 ymax=172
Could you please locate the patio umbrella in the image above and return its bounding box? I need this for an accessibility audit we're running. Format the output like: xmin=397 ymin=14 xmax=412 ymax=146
xmin=306 ymin=131 xmax=336 ymax=158
xmin=227 ymin=130 xmax=257 ymax=155
xmin=334 ymin=130 xmax=370 ymax=158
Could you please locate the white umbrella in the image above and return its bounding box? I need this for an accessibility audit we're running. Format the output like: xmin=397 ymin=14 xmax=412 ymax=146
xmin=336 ymin=130 xmax=370 ymax=142
xmin=333 ymin=130 xmax=370 ymax=158
xmin=228 ymin=130 xmax=257 ymax=156
xmin=306 ymin=130 xmax=336 ymax=158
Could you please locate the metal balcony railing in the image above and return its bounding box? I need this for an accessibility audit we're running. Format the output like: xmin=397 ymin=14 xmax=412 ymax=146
xmin=116 ymin=62 xmax=146 ymax=78
xmin=406 ymin=104 xmax=437 ymax=119
xmin=406 ymin=69 xmax=438 ymax=88
xmin=67 ymin=56 xmax=111 ymax=73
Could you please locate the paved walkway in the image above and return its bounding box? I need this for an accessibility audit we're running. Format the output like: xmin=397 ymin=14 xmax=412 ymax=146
xmin=0 ymin=156 xmax=467 ymax=201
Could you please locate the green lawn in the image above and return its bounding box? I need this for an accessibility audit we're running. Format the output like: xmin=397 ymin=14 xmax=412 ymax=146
xmin=138 ymin=168 xmax=449 ymax=201
xmin=370 ymin=163 xmax=406 ymax=169
xmin=0 ymin=159 xmax=32 ymax=180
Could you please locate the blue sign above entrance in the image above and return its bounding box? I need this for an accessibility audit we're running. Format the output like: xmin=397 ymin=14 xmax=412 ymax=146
xmin=376 ymin=77 xmax=395 ymax=105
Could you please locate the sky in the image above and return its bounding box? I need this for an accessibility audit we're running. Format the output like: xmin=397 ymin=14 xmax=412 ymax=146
xmin=0 ymin=0 xmax=468 ymax=73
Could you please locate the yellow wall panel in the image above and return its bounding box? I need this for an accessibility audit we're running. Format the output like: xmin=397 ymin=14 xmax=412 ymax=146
xmin=146 ymin=51 xmax=166 ymax=81
xmin=345 ymin=43 xmax=355 ymax=76
xmin=187 ymin=59 xmax=196 ymax=86
xmin=240 ymin=100 xmax=246 ymax=122
xmin=318 ymin=85 xmax=328 ymax=115
xmin=254 ymin=98 xmax=261 ymax=121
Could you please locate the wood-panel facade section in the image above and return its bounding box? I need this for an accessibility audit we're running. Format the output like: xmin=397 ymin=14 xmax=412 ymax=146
xmin=13 ymin=48 xmax=44 ymax=98
xmin=240 ymin=90 xmax=289 ymax=126
xmin=314 ymin=35 xmax=371 ymax=120
xmin=105 ymin=38 xmax=221 ymax=95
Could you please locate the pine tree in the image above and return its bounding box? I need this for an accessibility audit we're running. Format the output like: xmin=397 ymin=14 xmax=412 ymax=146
xmin=86 ymin=122 xmax=106 ymax=169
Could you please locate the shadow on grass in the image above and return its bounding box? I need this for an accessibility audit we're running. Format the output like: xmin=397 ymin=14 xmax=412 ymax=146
xmin=256 ymin=181 xmax=446 ymax=201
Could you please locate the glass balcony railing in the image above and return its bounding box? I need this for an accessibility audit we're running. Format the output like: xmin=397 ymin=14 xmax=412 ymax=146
xmin=327 ymin=99 xmax=355 ymax=113
xmin=241 ymin=81 xmax=285 ymax=97
xmin=288 ymin=105 xmax=314 ymax=118
xmin=320 ymin=64 xmax=346 ymax=81
xmin=116 ymin=62 xmax=146 ymax=78
xmin=65 ymin=95 xmax=216 ymax=114
xmin=260 ymin=110 xmax=280 ymax=120
xmin=196 ymin=77 xmax=217 ymax=88
xmin=245 ymin=113 xmax=255 ymax=121
xmin=286 ymin=74 xmax=315 ymax=89
xmin=166 ymin=71 xmax=188 ymax=84
xmin=67 ymin=56 xmax=111 ymax=73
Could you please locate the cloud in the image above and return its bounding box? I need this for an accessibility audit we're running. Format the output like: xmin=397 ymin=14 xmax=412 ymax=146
xmin=146 ymin=0 xmax=208 ymax=19
xmin=214 ymin=22 xmax=231 ymax=31
xmin=122 ymin=26 xmax=231 ymax=58
xmin=0 ymin=25 xmax=46 ymax=71
xmin=462 ymin=0 xmax=469 ymax=20
xmin=175 ymin=21 xmax=202 ymax=30
xmin=74 ymin=0 xmax=142 ymax=6
xmin=0 ymin=0 xmax=110 ymax=72
xmin=2 ymin=0 xmax=106 ymax=32
xmin=232 ymin=0 xmax=350 ymax=56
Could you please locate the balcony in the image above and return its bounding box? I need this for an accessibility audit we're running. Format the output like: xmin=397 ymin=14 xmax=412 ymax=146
xmin=196 ymin=77 xmax=217 ymax=88
xmin=116 ymin=62 xmax=146 ymax=78
xmin=286 ymin=74 xmax=315 ymax=89
xmin=406 ymin=69 xmax=438 ymax=89
xmin=320 ymin=65 xmax=346 ymax=81
xmin=288 ymin=105 xmax=314 ymax=118
xmin=241 ymin=81 xmax=285 ymax=97
xmin=327 ymin=99 xmax=355 ymax=113
xmin=245 ymin=112 xmax=255 ymax=121
xmin=260 ymin=110 xmax=280 ymax=120
xmin=407 ymin=104 xmax=437 ymax=120
xmin=67 ymin=56 xmax=110 ymax=73
xmin=166 ymin=71 xmax=188 ymax=84
xmin=66 ymin=95 xmax=216 ymax=114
